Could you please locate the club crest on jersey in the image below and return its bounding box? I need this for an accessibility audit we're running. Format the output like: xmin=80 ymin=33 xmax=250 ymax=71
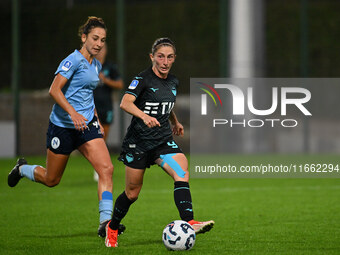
xmin=51 ymin=137 xmax=60 ymax=149
xmin=126 ymin=153 xmax=134 ymax=163
xmin=61 ymin=60 xmax=72 ymax=71
xmin=128 ymin=80 xmax=139 ymax=89
xmin=172 ymin=87 xmax=177 ymax=96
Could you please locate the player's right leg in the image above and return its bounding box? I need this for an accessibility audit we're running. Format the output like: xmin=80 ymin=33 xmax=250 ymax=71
xmin=106 ymin=166 xmax=145 ymax=247
xmin=8 ymin=158 xmax=28 ymax=187
xmin=8 ymin=149 xmax=69 ymax=187
xmin=93 ymin=110 xmax=110 ymax=182
xmin=93 ymin=124 xmax=110 ymax=182
xmin=34 ymin=149 xmax=69 ymax=186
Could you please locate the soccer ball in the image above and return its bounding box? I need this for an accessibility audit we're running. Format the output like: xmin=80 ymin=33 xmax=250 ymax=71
xmin=162 ymin=220 xmax=196 ymax=251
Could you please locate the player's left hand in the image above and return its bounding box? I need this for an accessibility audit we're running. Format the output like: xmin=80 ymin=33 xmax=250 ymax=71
xmin=172 ymin=122 xmax=184 ymax=136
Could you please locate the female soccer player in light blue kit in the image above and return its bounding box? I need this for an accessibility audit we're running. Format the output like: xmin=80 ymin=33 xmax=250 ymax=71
xmin=8 ymin=16 xmax=124 ymax=237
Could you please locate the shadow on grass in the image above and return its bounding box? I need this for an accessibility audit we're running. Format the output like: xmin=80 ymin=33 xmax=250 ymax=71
xmin=120 ymin=239 xmax=161 ymax=247
xmin=22 ymin=232 xmax=95 ymax=238
xmin=22 ymin=232 xmax=162 ymax=247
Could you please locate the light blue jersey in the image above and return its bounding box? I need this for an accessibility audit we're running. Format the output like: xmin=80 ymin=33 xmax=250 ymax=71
xmin=49 ymin=50 xmax=102 ymax=128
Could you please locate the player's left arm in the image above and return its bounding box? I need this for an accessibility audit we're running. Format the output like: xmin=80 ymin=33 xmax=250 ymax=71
xmin=169 ymin=111 xmax=184 ymax=137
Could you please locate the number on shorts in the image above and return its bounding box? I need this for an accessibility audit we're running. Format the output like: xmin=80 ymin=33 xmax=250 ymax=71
xmin=167 ymin=141 xmax=178 ymax=149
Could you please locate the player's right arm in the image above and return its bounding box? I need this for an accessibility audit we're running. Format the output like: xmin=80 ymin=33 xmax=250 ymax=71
xmin=120 ymin=93 xmax=160 ymax=128
xmin=49 ymin=74 xmax=88 ymax=131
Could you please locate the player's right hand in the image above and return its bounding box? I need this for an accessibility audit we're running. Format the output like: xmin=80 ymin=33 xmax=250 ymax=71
xmin=142 ymin=115 xmax=161 ymax=128
xmin=70 ymin=112 xmax=88 ymax=131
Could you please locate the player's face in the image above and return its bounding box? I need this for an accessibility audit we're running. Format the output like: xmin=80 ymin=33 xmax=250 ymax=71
xmin=150 ymin=46 xmax=176 ymax=79
xmin=81 ymin=27 xmax=106 ymax=57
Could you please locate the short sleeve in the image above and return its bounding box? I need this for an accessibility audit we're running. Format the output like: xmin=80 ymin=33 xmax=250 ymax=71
xmin=55 ymin=54 xmax=79 ymax=80
xmin=125 ymin=77 xmax=145 ymax=98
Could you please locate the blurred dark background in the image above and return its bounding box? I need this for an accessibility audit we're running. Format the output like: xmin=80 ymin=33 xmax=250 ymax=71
xmin=1 ymin=0 xmax=340 ymax=156
xmin=1 ymin=0 xmax=340 ymax=94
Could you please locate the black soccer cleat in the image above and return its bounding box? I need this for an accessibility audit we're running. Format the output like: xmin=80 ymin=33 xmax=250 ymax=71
xmin=8 ymin=158 xmax=27 ymax=187
xmin=98 ymin=220 xmax=126 ymax=238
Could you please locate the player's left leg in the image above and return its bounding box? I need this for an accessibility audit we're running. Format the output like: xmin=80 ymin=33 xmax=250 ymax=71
xmin=156 ymin=153 xmax=214 ymax=234
xmin=106 ymin=166 xmax=145 ymax=247
xmin=78 ymin=138 xmax=117 ymax=236
xmin=109 ymin=166 xmax=145 ymax=231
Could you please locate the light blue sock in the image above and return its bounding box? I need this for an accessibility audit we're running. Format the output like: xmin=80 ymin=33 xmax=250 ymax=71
xmin=19 ymin=165 xmax=37 ymax=181
xmin=99 ymin=191 xmax=113 ymax=223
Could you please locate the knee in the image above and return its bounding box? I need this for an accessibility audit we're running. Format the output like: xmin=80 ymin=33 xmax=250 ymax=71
xmin=173 ymin=168 xmax=189 ymax=182
xmin=125 ymin=188 xmax=140 ymax=202
xmin=128 ymin=194 xmax=138 ymax=202
xmin=183 ymin=170 xmax=190 ymax=182
xmin=181 ymin=166 xmax=189 ymax=181
xmin=45 ymin=177 xmax=61 ymax=187
xmin=98 ymin=163 xmax=114 ymax=178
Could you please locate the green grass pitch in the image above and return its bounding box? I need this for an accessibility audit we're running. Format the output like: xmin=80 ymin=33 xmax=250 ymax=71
xmin=0 ymin=155 xmax=339 ymax=254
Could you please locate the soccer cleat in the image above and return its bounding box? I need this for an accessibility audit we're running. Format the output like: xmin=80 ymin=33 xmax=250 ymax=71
xmin=8 ymin=158 xmax=27 ymax=187
xmin=98 ymin=220 xmax=126 ymax=238
xmin=105 ymin=221 xmax=118 ymax=247
xmin=188 ymin=220 xmax=215 ymax=234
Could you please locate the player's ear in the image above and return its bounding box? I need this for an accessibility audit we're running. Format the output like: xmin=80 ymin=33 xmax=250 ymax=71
xmin=149 ymin=53 xmax=154 ymax=62
xmin=81 ymin=34 xmax=87 ymax=44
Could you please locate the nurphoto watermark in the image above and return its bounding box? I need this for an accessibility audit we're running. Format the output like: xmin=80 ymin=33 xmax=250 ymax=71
xmin=190 ymin=78 xmax=340 ymax=178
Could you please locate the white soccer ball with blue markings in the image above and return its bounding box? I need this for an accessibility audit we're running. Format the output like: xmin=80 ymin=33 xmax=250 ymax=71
xmin=162 ymin=220 xmax=196 ymax=251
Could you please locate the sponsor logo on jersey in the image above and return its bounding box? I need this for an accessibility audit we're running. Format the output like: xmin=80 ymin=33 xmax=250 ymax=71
xmin=144 ymin=102 xmax=159 ymax=114
xmin=150 ymin=88 xmax=159 ymax=92
xmin=79 ymin=60 xmax=88 ymax=70
xmin=61 ymin=60 xmax=72 ymax=71
xmin=144 ymin=102 xmax=175 ymax=115
xmin=128 ymin=80 xmax=139 ymax=89
xmin=51 ymin=137 xmax=60 ymax=149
